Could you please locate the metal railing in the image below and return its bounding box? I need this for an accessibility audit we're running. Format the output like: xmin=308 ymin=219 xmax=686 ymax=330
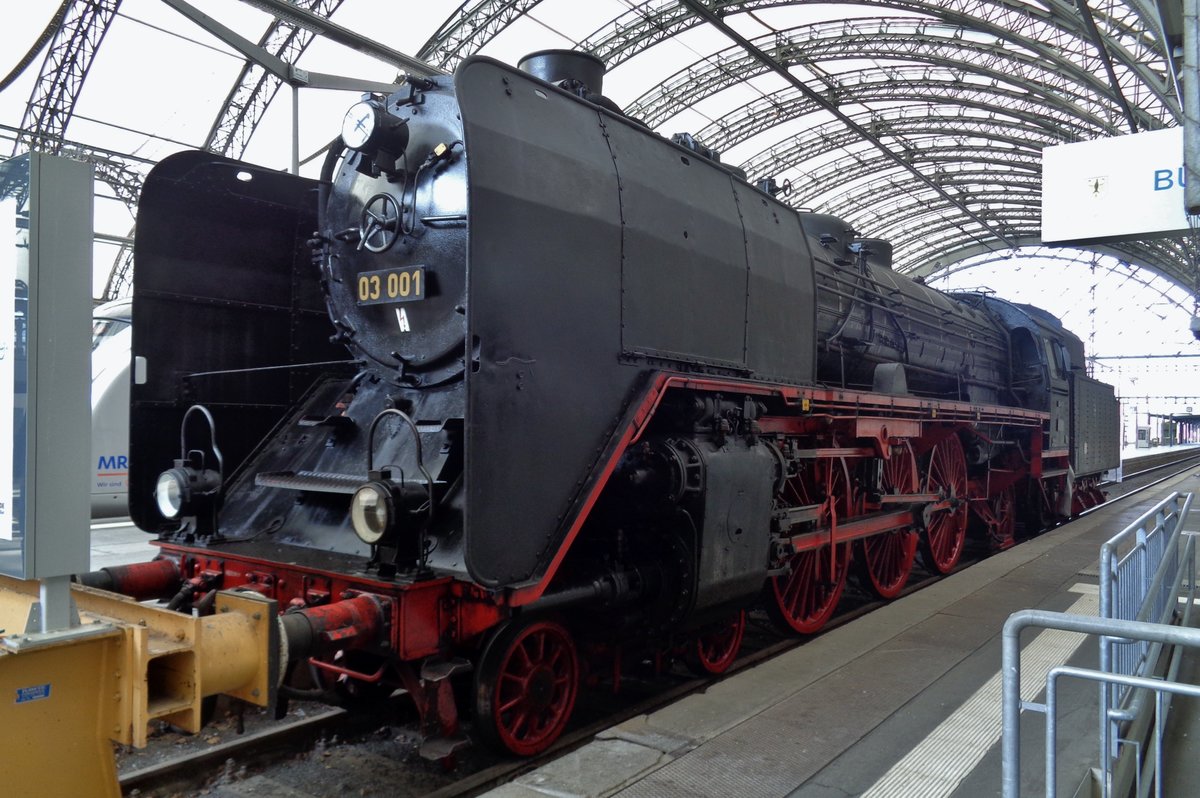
xmin=1000 ymin=491 xmax=1196 ymax=798
xmin=1100 ymin=492 xmax=1194 ymax=716
xmin=1002 ymin=612 xmax=1200 ymax=798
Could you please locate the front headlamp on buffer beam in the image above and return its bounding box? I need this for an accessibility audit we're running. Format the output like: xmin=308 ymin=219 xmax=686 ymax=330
xmin=350 ymin=409 xmax=438 ymax=578
xmin=350 ymin=479 xmax=395 ymax=546
xmin=154 ymin=405 xmax=224 ymax=536
xmin=155 ymin=460 xmax=221 ymax=520
xmin=349 ymin=467 xmax=435 ymax=562
xmin=340 ymin=96 xmax=410 ymax=178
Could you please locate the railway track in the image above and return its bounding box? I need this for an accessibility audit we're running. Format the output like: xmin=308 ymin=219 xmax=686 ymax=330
xmin=1107 ymin=450 xmax=1200 ymax=487
xmin=116 ymin=448 xmax=1200 ymax=798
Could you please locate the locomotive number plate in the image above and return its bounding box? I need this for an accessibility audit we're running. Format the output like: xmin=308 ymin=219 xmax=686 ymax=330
xmin=356 ymin=266 xmax=426 ymax=306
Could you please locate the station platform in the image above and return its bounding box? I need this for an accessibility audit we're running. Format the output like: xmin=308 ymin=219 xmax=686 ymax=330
xmin=88 ymin=517 xmax=154 ymax=571
xmin=1120 ymin=441 xmax=1200 ymax=462
xmin=484 ymin=467 xmax=1200 ymax=798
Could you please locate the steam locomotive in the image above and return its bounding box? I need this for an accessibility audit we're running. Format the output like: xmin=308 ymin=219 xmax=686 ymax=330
xmin=103 ymin=50 xmax=1118 ymax=757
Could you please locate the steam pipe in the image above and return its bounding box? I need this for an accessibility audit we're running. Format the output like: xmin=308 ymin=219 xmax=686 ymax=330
xmin=318 ymin=135 xmax=346 ymax=234
xmin=528 ymin=568 xmax=656 ymax=613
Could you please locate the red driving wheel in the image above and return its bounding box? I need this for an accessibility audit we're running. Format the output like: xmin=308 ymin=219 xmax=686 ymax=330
xmin=859 ymin=441 xmax=919 ymax=599
xmin=919 ymin=435 xmax=969 ymax=574
xmin=767 ymin=456 xmax=853 ymax=634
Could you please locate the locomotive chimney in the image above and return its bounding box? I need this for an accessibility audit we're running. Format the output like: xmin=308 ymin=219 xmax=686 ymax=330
xmin=518 ymin=49 xmax=607 ymax=96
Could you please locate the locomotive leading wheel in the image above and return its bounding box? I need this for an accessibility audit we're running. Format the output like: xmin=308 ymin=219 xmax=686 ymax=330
xmin=474 ymin=619 xmax=579 ymax=756
xmin=688 ymin=610 xmax=746 ymax=676
xmin=767 ymin=457 xmax=853 ymax=634
xmin=859 ymin=442 xmax=919 ymax=599
xmin=919 ymin=435 xmax=969 ymax=574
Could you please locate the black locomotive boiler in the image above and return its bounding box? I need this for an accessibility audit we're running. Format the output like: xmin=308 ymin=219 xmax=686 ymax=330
xmin=107 ymin=50 xmax=1118 ymax=756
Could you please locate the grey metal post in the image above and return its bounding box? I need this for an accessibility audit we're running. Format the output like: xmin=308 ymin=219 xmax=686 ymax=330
xmin=1046 ymin=659 xmax=1059 ymax=797
xmin=1186 ymin=0 xmax=1200 ymax=213
xmin=1003 ymin=613 xmax=1026 ymax=798
xmin=292 ymin=83 xmax=300 ymax=176
xmin=37 ymin=575 xmax=72 ymax=633
xmin=0 ymin=154 xmax=92 ymax=628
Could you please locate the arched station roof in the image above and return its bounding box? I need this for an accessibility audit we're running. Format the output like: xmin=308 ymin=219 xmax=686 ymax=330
xmin=1 ymin=0 xmax=1195 ymax=299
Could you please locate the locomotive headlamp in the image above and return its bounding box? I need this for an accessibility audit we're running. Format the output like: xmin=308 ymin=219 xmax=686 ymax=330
xmin=156 ymin=406 xmax=225 ymax=536
xmin=351 ymin=481 xmax=395 ymax=545
xmin=340 ymin=99 xmax=410 ymax=157
xmin=341 ymin=101 xmax=379 ymax=150
xmin=154 ymin=461 xmax=221 ymax=520
xmin=155 ymin=469 xmax=186 ymax=518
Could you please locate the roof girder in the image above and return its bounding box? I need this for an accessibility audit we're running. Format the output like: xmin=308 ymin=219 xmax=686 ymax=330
xmin=624 ymin=20 xmax=1161 ymax=133
xmin=582 ymin=0 xmax=1173 ymax=116
xmin=699 ymin=69 xmax=1118 ymax=157
xmin=418 ymin=0 xmax=546 ymax=68
xmin=910 ymin=238 xmax=1195 ymax=290
xmin=741 ymin=123 xmax=1047 ymax=187
xmin=700 ymin=80 xmax=1104 ymax=160
xmin=15 ymin=0 xmax=122 ymax=156
xmin=205 ymin=0 xmax=347 ymax=158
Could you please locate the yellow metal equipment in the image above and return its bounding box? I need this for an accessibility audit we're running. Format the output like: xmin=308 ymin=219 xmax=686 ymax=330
xmin=0 ymin=574 xmax=280 ymax=798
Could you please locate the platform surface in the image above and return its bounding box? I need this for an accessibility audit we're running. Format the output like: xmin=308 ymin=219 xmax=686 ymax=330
xmin=484 ymin=467 xmax=1200 ymax=798
xmin=88 ymin=517 xmax=152 ymax=570
xmin=1121 ymin=441 xmax=1200 ymax=462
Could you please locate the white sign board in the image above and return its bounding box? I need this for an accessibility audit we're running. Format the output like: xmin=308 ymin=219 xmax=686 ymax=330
xmin=1041 ymin=127 xmax=1189 ymax=244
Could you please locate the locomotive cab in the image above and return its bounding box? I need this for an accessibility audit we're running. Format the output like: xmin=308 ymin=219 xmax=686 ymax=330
xmin=962 ymin=295 xmax=1079 ymax=449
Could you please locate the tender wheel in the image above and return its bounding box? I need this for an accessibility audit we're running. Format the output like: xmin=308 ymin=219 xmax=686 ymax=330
xmin=858 ymin=442 xmax=918 ymax=599
xmin=1022 ymin=477 xmax=1051 ymax=532
xmin=688 ymin=610 xmax=746 ymax=676
xmin=1071 ymin=478 xmax=1106 ymax=514
xmin=474 ymin=619 xmax=579 ymax=756
xmin=919 ymin=435 xmax=969 ymax=574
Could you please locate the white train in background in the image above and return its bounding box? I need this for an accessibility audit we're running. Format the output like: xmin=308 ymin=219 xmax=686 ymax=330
xmin=91 ymin=297 xmax=131 ymax=518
